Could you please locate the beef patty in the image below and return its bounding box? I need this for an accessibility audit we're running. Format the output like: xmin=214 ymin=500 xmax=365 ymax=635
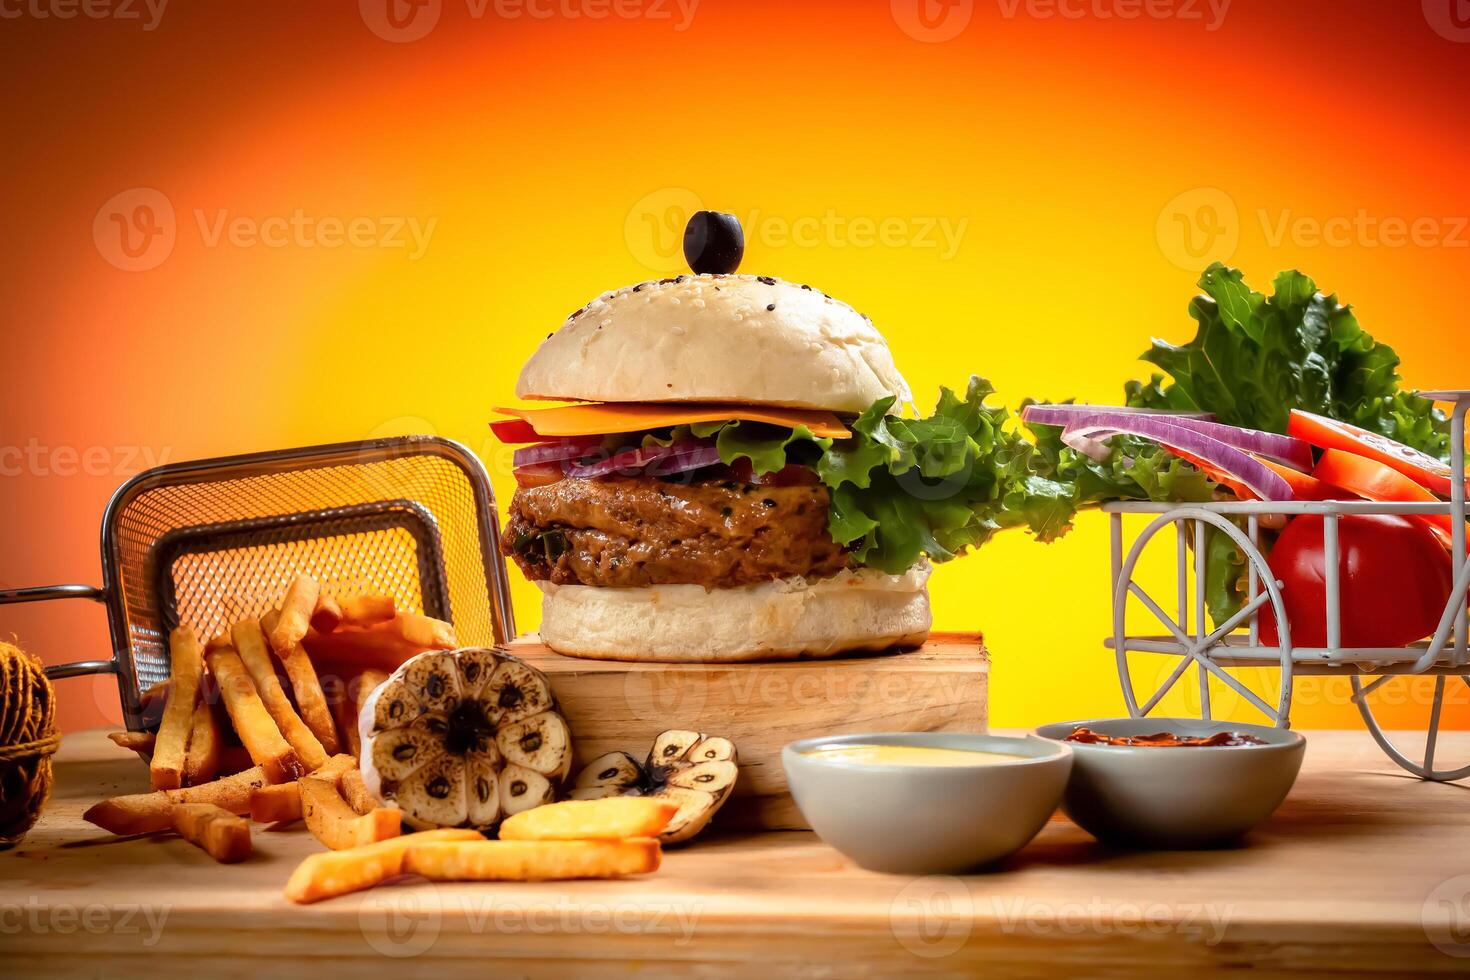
xmin=502 ymin=475 xmax=849 ymax=589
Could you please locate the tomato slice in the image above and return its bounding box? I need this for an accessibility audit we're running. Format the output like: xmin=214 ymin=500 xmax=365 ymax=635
xmin=1169 ymin=449 xmax=1343 ymax=502
xmin=1313 ymin=449 xmax=1462 ymax=549
xmin=725 ymin=459 xmax=820 ymax=486
xmin=1287 ymin=409 xmax=1457 ymax=497
xmin=490 ymin=418 xmax=542 ymax=444
xmin=513 ymin=461 xmax=566 ymax=489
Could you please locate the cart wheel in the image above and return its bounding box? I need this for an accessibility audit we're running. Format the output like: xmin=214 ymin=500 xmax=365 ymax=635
xmin=1113 ymin=508 xmax=1294 ymax=728
xmin=1352 ymin=673 xmax=1470 ymax=781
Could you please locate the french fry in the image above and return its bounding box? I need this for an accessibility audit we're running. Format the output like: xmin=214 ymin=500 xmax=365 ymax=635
xmin=299 ymin=775 xmax=401 ymax=850
xmin=261 ymin=607 xmax=341 ymax=757
xmin=284 ymin=829 xmax=483 ymax=904
xmin=337 ymin=668 xmax=388 ymax=757
xmin=249 ymin=782 xmax=304 ymax=825
xmin=206 ymin=645 xmax=304 ymax=784
xmin=151 ymin=626 xmax=204 ymax=791
xmin=84 ymin=766 xmax=270 ymax=836
xmin=232 ymin=619 xmax=328 ymax=770
xmin=170 ymin=803 xmax=252 ymax=863
xmin=246 ymin=754 xmax=356 ymax=823
xmin=269 ymin=575 xmax=319 ymax=655
xmin=339 ymin=593 xmax=396 ymax=628
xmin=310 ymin=594 xmax=344 ymax=635
xmin=183 ymin=699 xmax=222 ymax=785
xmin=389 ymin=612 xmax=457 ymax=650
xmin=338 ymin=767 xmax=376 ymax=815
xmin=139 ymin=678 xmax=170 ymax=710
xmin=402 ymin=839 xmax=661 ymax=882
xmin=498 ymin=798 xmax=679 ymax=842
xmin=108 ymin=731 xmax=155 ymax=759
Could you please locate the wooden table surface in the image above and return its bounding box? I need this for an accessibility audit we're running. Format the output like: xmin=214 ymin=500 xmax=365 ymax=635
xmin=6 ymin=728 xmax=1470 ymax=977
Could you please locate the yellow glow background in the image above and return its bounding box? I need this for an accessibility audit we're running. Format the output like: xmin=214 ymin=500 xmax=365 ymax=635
xmin=4 ymin=1 xmax=1470 ymax=734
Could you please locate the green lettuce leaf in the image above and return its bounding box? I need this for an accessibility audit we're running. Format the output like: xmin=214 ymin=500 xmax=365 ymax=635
xmin=816 ymin=377 xmax=1084 ymax=574
xmin=1126 ymin=262 xmax=1450 ymax=458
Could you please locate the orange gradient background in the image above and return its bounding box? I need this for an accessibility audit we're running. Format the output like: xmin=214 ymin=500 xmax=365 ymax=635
xmin=4 ymin=0 xmax=1470 ymax=737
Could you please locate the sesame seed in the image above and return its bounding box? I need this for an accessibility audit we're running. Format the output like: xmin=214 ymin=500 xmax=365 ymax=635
xmin=766 ymin=303 xmax=776 ymax=312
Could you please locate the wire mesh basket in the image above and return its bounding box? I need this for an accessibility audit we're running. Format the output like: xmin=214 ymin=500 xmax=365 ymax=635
xmin=0 ymin=436 xmax=515 ymax=731
xmin=1103 ymin=392 xmax=1470 ymax=779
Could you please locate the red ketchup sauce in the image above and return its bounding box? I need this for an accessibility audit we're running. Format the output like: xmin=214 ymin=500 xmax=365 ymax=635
xmin=1063 ymin=727 xmax=1267 ymax=747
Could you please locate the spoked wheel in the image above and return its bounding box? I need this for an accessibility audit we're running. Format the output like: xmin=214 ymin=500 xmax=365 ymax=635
xmin=1112 ymin=508 xmax=1294 ymax=728
xmin=1352 ymin=673 xmax=1470 ymax=781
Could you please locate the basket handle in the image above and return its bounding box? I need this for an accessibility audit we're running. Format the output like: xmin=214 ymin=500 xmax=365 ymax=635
xmin=0 ymin=584 xmax=117 ymax=680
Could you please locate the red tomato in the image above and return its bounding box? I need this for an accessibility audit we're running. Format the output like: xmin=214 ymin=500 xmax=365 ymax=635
xmin=1313 ymin=449 xmax=1460 ymax=549
xmin=490 ymin=418 xmax=542 ymax=444
xmin=1167 ymin=449 xmax=1344 ymax=502
xmin=513 ymin=462 xmax=566 ymax=489
xmin=1288 ymin=409 xmax=1456 ymax=497
xmin=1259 ymin=513 xmax=1453 ymax=649
xmin=726 ymin=459 xmax=820 ymax=486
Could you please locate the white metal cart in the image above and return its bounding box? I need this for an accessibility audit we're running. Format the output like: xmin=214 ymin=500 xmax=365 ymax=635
xmin=1103 ymin=391 xmax=1470 ymax=780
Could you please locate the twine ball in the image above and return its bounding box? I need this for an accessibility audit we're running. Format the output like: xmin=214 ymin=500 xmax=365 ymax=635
xmin=0 ymin=641 xmax=59 ymax=848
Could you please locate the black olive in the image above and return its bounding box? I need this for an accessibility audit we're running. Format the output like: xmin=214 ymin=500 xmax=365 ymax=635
xmin=683 ymin=211 xmax=744 ymax=275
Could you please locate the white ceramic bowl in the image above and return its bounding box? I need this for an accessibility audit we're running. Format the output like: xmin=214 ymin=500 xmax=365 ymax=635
xmin=782 ymin=732 xmax=1072 ymax=874
xmin=1035 ymin=717 xmax=1305 ymax=848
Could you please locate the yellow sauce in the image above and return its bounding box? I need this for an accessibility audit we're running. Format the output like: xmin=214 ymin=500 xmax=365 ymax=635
xmin=804 ymin=744 xmax=1027 ymax=767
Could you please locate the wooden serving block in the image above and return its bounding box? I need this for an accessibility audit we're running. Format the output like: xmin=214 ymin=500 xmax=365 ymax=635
xmin=508 ymin=632 xmax=989 ymax=831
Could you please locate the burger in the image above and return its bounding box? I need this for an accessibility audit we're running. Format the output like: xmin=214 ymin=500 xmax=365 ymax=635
xmin=492 ymin=212 xmax=932 ymax=662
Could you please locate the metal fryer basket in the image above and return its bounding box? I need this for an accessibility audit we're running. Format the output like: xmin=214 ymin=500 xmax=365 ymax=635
xmin=0 ymin=436 xmax=515 ymax=731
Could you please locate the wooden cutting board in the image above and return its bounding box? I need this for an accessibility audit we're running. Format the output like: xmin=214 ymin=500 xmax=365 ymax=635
xmin=508 ymin=632 xmax=989 ymax=830
xmin=8 ymin=729 xmax=1464 ymax=976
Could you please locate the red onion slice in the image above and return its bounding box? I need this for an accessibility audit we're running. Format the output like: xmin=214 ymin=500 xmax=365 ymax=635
xmin=1024 ymin=405 xmax=1312 ymax=471
xmin=512 ymin=437 xmax=605 ymax=469
xmin=564 ymin=440 xmax=719 ymax=479
xmin=1055 ymin=414 xmax=1296 ymax=501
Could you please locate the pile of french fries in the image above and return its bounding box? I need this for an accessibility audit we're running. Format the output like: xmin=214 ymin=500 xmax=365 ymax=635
xmin=84 ymin=575 xmax=454 ymax=862
xmin=286 ymin=797 xmax=675 ymax=904
xmin=83 ymin=573 xmax=671 ymax=903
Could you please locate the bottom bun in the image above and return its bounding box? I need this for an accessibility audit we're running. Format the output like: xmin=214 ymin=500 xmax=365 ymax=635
xmin=536 ymin=562 xmax=932 ymax=663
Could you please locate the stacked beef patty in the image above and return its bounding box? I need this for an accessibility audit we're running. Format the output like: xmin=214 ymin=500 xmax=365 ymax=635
xmin=501 ymin=475 xmax=849 ymax=590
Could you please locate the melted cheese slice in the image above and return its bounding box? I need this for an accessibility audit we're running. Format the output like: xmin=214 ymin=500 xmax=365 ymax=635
xmin=492 ymin=402 xmax=851 ymax=439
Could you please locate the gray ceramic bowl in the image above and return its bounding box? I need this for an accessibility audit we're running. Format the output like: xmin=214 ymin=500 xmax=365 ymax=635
xmin=782 ymin=732 xmax=1072 ymax=874
xmin=1034 ymin=717 xmax=1305 ymax=848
